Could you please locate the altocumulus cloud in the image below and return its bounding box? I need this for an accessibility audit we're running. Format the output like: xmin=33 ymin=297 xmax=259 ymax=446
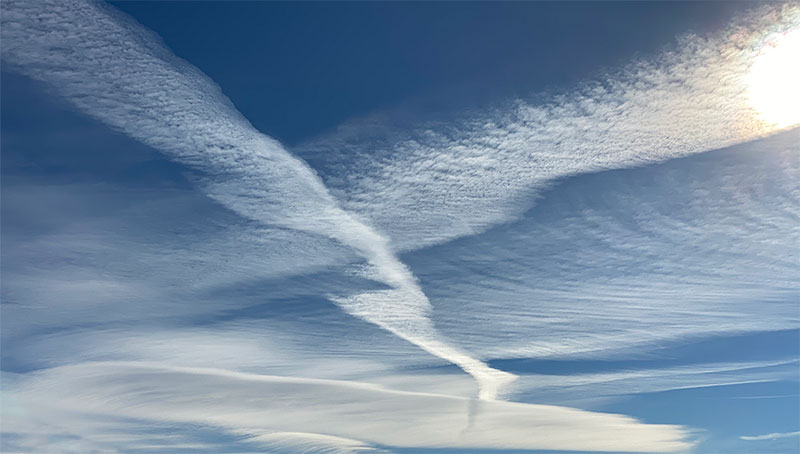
xmin=0 ymin=0 xmax=514 ymax=401
xmin=298 ymin=3 xmax=799 ymax=250
xmin=2 ymin=0 xmax=799 ymax=453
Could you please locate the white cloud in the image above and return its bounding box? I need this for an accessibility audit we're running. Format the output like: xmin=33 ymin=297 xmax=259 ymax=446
xmin=514 ymin=359 xmax=799 ymax=407
xmin=241 ymin=432 xmax=382 ymax=454
xmin=2 ymin=1 xmax=798 ymax=453
xmin=298 ymin=5 xmax=800 ymax=251
xmin=0 ymin=182 xmax=356 ymax=339
xmin=0 ymin=0 xmax=511 ymax=399
xmin=410 ymin=129 xmax=800 ymax=361
xmin=740 ymin=430 xmax=800 ymax=441
xmin=5 ymin=361 xmax=693 ymax=453
xmin=7 ymin=323 xmax=794 ymax=452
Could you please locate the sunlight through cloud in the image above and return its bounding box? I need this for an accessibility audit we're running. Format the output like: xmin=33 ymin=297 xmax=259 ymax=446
xmin=748 ymin=26 xmax=800 ymax=128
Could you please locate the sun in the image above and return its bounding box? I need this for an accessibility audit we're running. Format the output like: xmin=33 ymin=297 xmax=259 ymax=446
xmin=747 ymin=27 xmax=800 ymax=129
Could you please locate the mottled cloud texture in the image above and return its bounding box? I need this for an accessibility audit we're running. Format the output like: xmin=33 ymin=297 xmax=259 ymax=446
xmin=0 ymin=0 xmax=513 ymax=400
xmin=1 ymin=0 xmax=798 ymax=453
xmin=298 ymin=5 xmax=799 ymax=251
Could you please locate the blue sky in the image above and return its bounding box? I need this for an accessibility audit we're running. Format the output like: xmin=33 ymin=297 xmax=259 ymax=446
xmin=1 ymin=1 xmax=798 ymax=454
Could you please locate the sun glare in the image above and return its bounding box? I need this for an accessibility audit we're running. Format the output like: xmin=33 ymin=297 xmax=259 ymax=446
xmin=747 ymin=27 xmax=800 ymax=129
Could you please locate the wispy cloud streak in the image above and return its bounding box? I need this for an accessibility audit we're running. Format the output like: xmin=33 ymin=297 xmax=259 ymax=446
xmin=4 ymin=361 xmax=692 ymax=453
xmin=741 ymin=430 xmax=800 ymax=441
xmin=0 ymin=0 xmax=512 ymax=398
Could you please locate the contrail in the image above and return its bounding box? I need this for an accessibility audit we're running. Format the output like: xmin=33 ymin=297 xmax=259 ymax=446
xmin=0 ymin=0 xmax=514 ymax=399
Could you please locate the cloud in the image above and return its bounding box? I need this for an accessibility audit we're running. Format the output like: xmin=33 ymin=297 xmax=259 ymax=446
xmin=297 ymin=4 xmax=800 ymax=251
xmin=406 ymin=129 xmax=800 ymax=361
xmin=514 ymin=359 xmax=799 ymax=407
xmin=3 ymin=0 xmax=797 ymax=399
xmin=0 ymin=0 xmax=511 ymax=399
xmin=5 ymin=321 xmax=791 ymax=452
xmin=4 ymin=361 xmax=693 ymax=453
xmin=241 ymin=432 xmax=382 ymax=454
xmin=0 ymin=181 xmax=358 ymax=340
xmin=740 ymin=430 xmax=800 ymax=441
xmin=2 ymin=1 xmax=798 ymax=453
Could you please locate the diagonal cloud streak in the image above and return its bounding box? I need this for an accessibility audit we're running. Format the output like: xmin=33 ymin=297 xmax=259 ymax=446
xmin=0 ymin=0 xmax=513 ymax=399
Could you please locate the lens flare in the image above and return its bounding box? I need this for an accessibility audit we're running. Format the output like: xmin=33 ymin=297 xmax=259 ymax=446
xmin=747 ymin=27 xmax=800 ymax=129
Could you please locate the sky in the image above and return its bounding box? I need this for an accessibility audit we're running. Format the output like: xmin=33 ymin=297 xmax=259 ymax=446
xmin=1 ymin=1 xmax=799 ymax=453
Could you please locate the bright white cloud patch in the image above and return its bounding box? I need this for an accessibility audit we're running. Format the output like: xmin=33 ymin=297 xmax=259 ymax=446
xmin=5 ymin=362 xmax=692 ymax=453
xmin=747 ymin=26 xmax=800 ymax=128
